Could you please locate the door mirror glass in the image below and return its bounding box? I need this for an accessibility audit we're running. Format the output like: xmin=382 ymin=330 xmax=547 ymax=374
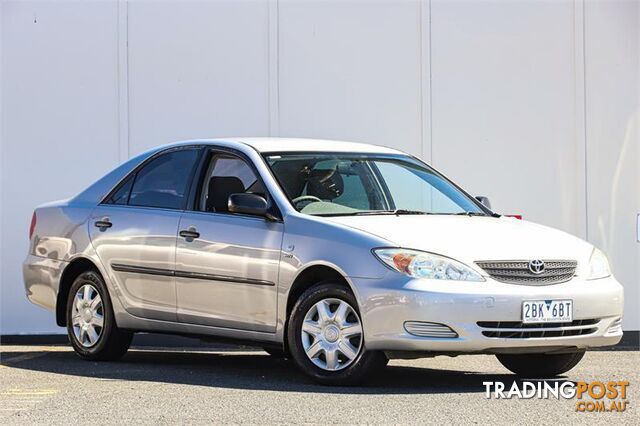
xmin=475 ymin=195 xmax=492 ymax=210
xmin=228 ymin=193 xmax=270 ymax=217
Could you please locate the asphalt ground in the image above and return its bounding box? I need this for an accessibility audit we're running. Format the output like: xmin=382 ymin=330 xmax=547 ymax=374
xmin=0 ymin=345 xmax=638 ymax=425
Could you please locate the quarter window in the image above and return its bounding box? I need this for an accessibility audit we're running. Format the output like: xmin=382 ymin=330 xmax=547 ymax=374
xmin=127 ymin=148 xmax=200 ymax=210
xmin=105 ymin=176 xmax=133 ymax=205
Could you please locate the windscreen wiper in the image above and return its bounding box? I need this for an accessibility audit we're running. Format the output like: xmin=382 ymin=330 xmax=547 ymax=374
xmin=452 ymin=211 xmax=500 ymax=217
xmin=323 ymin=210 xmax=498 ymax=217
xmin=391 ymin=209 xmax=430 ymax=215
xmin=348 ymin=210 xmax=395 ymax=216
xmin=350 ymin=209 xmax=430 ymax=216
xmin=453 ymin=211 xmax=487 ymax=216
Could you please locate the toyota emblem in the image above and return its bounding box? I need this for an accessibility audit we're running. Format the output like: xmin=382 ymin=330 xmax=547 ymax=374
xmin=528 ymin=259 xmax=545 ymax=275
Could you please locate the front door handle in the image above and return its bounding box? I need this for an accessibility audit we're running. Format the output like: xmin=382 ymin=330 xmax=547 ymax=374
xmin=94 ymin=218 xmax=112 ymax=230
xmin=179 ymin=227 xmax=200 ymax=240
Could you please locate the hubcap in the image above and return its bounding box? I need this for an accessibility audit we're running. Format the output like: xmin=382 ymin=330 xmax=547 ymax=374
xmin=71 ymin=284 xmax=104 ymax=348
xmin=301 ymin=298 xmax=363 ymax=371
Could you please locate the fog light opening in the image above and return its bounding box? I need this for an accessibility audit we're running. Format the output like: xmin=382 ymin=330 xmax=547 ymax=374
xmin=404 ymin=321 xmax=458 ymax=338
xmin=605 ymin=317 xmax=623 ymax=336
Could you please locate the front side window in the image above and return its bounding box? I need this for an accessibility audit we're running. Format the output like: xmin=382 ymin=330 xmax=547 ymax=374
xmin=127 ymin=148 xmax=200 ymax=209
xmin=264 ymin=153 xmax=486 ymax=216
xmin=199 ymin=153 xmax=265 ymax=213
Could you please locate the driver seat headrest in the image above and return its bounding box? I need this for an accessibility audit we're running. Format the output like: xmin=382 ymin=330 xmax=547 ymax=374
xmin=307 ymin=168 xmax=343 ymax=200
xmin=206 ymin=176 xmax=245 ymax=212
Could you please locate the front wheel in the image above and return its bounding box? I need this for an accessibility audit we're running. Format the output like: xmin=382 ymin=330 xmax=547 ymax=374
xmin=66 ymin=270 xmax=133 ymax=361
xmin=496 ymin=350 xmax=586 ymax=377
xmin=287 ymin=282 xmax=387 ymax=385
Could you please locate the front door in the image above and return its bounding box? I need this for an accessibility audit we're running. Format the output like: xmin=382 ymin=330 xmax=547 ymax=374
xmin=175 ymin=151 xmax=283 ymax=332
xmin=89 ymin=147 xmax=201 ymax=321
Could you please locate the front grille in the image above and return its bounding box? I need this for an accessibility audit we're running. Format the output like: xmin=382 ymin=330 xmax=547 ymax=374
xmin=478 ymin=319 xmax=599 ymax=339
xmin=475 ymin=260 xmax=577 ymax=285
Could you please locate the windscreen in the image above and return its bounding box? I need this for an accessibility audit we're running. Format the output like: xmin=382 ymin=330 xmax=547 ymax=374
xmin=264 ymin=153 xmax=486 ymax=216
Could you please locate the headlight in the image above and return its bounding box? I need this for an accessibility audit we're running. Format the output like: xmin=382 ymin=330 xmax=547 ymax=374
xmin=373 ymin=248 xmax=484 ymax=281
xmin=588 ymin=247 xmax=611 ymax=280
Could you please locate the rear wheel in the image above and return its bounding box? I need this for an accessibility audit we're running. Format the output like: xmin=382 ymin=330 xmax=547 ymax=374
xmin=287 ymin=282 xmax=387 ymax=385
xmin=66 ymin=270 xmax=133 ymax=361
xmin=496 ymin=350 xmax=586 ymax=377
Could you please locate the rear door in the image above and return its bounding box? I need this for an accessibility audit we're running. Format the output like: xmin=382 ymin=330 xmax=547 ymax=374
xmin=175 ymin=149 xmax=283 ymax=332
xmin=89 ymin=147 xmax=201 ymax=321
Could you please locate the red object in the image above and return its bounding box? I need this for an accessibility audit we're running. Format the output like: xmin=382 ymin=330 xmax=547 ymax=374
xmin=505 ymin=214 xmax=523 ymax=220
xmin=29 ymin=211 xmax=37 ymax=239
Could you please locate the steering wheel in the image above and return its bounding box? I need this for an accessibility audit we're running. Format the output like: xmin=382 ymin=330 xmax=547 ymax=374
xmin=292 ymin=195 xmax=322 ymax=209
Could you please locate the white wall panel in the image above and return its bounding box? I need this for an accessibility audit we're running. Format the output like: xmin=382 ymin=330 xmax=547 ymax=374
xmin=278 ymin=0 xmax=423 ymax=156
xmin=584 ymin=0 xmax=640 ymax=329
xmin=1 ymin=2 xmax=120 ymax=334
xmin=430 ymin=0 xmax=584 ymax=237
xmin=127 ymin=0 xmax=271 ymax=155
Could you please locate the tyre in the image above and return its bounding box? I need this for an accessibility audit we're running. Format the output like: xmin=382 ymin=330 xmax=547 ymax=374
xmin=287 ymin=282 xmax=387 ymax=385
xmin=496 ymin=350 xmax=586 ymax=377
xmin=66 ymin=270 xmax=133 ymax=361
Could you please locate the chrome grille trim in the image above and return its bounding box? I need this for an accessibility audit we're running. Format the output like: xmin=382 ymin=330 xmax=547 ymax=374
xmin=475 ymin=259 xmax=577 ymax=285
xmin=477 ymin=319 xmax=599 ymax=329
xmin=477 ymin=319 xmax=600 ymax=339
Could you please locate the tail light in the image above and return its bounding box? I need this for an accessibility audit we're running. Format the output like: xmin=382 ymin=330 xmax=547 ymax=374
xmin=505 ymin=214 xmax=523 ymax=220
xmin=29 ymin=211 xmax=37 ymax=239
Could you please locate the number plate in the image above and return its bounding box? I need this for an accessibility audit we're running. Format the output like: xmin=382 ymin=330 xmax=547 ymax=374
xmin=522 ymin=300 xmax=573 ymax=323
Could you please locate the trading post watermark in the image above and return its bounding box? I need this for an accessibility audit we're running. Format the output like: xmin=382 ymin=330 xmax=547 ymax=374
xmin=483 ymin=380 xmax=629 ymax=413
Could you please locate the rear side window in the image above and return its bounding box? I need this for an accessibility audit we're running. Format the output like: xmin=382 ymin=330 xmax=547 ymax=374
xmin=125 ymin=148 xmax=200 ymax=209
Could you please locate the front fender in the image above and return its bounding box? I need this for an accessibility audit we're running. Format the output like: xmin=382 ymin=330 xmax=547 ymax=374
xmin=274 ymin=214 xmax=392 ymax=341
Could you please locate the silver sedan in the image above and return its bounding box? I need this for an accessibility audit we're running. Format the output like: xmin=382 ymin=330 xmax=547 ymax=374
xmin=24 ymin=138 xmax=623 ymax=385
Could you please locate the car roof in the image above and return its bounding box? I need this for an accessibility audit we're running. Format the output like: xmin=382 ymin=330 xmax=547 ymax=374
xmin=170 ymin=137 xmax=405 ymax=155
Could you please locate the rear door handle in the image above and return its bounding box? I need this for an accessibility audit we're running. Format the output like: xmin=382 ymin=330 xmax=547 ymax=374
xmin=179 ymin=227 xmax=200 ymax=240
xmin=94 ymin=218 xmax=112 ymax=230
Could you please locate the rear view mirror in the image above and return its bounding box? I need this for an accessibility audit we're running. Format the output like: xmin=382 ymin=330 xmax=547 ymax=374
xmin=475 ymin=196 xmax=492 ymax=210
xmin=228 ymin=193 xmax=273 ymax=219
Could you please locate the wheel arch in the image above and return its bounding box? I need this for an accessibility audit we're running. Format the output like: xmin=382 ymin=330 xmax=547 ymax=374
xmin=286 ymin=264 xmax=358 ymax=320
xmin=56 ymin=257 xmax=101 ymax=326
xmin=282 ymin=264 xmax=357 ymax=355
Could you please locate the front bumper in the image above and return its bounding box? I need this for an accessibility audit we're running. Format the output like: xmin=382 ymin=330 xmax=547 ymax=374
xmin=355 ymin=272 xmax=624 ymax=354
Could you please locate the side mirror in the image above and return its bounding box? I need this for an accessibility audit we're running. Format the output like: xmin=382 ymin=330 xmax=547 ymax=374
xmin=475 ymin=196 xmax=492 ymax=210
xmin=228 ymin=193 xmax=274 ymax=219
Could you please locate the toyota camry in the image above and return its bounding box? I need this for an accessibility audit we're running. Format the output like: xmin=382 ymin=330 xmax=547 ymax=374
xmin=23 ymin=138 xmax=624 ymax=385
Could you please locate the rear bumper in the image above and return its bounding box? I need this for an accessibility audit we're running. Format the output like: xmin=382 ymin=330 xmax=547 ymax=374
xmin=23 ymin=254 xmax=66 ymax=311
xmin=355 ymin=273 xmax=624 ymax=354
